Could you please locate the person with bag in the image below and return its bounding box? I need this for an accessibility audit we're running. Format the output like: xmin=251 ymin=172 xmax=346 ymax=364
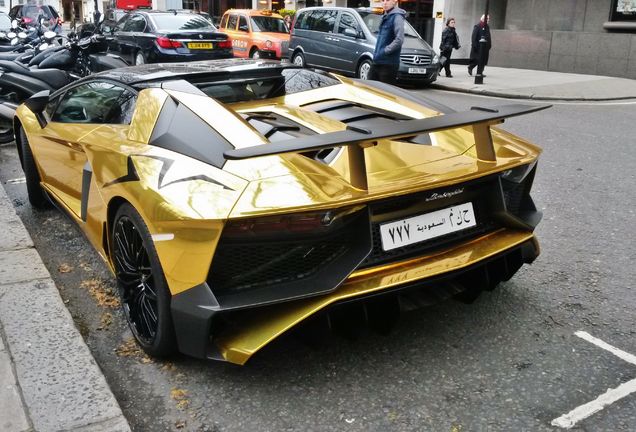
xmin=439 ymin=17 xmax=460 ymax=78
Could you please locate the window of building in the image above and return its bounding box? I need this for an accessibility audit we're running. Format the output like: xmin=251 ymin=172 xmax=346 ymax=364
xmin=609 ymin=0 xmax=636 ymax=21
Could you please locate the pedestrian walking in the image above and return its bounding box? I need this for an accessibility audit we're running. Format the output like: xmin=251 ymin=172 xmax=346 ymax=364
xmin=370 ymin=0 xmax=406 ymax=85
xmin=468 ymin=14 xmax=491 ymax=76
xmin=439 ymin=17 xmax=460 ymax=77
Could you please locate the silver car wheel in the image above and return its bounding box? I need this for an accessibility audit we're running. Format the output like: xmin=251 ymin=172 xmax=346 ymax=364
xmin=292 ymin=53 xmax=304 ymax=67
xmin=358 ymin=60 xmax=372 ymax=80
xmin=251 ymin=50 xmax=260 ymax=59
xmin=135 ymin=52 xmax=145 ymax=65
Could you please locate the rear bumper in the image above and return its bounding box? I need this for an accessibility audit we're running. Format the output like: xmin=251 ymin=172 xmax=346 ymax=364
xmin=152 ymin=48 xmax=233 ymax=62
xmin=171 ymin=228 xmax=539 ymax=364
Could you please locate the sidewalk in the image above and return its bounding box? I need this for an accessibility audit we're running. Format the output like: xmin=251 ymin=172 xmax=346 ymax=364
xmin=0 ymin=184 xmax=130 ymax=431
xmin=430 ymin=66 xmax=636 ymax=101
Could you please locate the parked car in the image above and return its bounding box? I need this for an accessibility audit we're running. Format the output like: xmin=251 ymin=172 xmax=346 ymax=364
xmin=219 ymin=9 xmax=289 ymax=59
xmin=289 ymin=6 xmax=438 ymax=85
xmin=104 ymin=10 xmax=232 ymax=65
xmin=8 ymin=4 xmax=62 ymax=33
xmin=10 ymin=58 xmax=547 ymax=364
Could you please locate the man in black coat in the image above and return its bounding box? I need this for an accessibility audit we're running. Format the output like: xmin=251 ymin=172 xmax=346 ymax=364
xmin=468 ymin=14 xmax=491 ymax=76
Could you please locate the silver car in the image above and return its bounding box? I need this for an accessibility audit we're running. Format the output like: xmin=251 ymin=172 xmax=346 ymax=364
xmin=289 ymin=7 xmax=439 ymax=86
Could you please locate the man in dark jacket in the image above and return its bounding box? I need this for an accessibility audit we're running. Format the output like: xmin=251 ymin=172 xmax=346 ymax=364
xmin=439 ymin=17 xmax=460 ymax=77
xmin=468 ymin=14 xmax=491 ymax=76
xmin=371 ymin=0 xmax=406 ymax=85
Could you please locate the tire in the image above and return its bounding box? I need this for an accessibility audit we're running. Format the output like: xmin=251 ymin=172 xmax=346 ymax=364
xmin=250 ymin=48 xmax=260 ymax=59
xmin=112 ymin=203 xmax=176 ymax=357
xmin=134 ymin=51 xmax=146 ymax=66
xmin=292 ymin=51 xmax=305 ymax=67
xmin=19 ymin=127 xmax=50 ymax=209
xmin=0 ymin=116 xmax=13 ymax=144
xmin=357 ymin=59 xmax=372 ymax=80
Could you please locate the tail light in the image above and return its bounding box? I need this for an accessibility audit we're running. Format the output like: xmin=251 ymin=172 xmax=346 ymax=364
xmin=156 ymin=36 xmax=182 ymax=49
xmin=217 ymin=40 xmax=232 ymax=49
xmin=22 ymin=17 xmax=33 ymax=24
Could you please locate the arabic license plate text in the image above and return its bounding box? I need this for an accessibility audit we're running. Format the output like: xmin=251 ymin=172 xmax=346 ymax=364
xmin=380 ymin=202 xmax=477 ymax=251
xmin=408 ymin=67 xmax=428 ymax=74
xmin=188 ymin=42 xmax=213 ymax=49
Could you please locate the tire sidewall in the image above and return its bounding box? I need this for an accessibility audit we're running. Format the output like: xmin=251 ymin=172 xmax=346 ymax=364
xmin=292 ymin=51 xmax=305 ymax=67
xmin=358 ymin=59 xmax=372 ymax=80
xmin=19 ymin=127 xmax=50 ymax=208
xmin=134 ymin=51 xmax=146 ymax=66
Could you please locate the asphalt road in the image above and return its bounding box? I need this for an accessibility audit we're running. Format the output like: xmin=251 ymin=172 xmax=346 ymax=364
xmin=0 ymin=89 xmax=634 ymax=432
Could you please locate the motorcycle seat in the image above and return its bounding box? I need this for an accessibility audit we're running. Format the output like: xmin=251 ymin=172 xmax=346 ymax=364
xmin=0 ymin=52 xmax=23 ymax=61
xmin=0 ymin=60 xmax=69 ymax=89
xmin=0 ymin=45 xmax=18 ymax=53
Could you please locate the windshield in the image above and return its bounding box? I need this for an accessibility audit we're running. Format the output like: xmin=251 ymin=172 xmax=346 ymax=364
xmin=0 ymin=14 xmax=11 ymax=28
xmin=249 ymin=16 xmax=288 ymax=33
xmin=151 ymin=14 xmax=216 ymax=31
xmin=358 ymin=12 xmax=420 ymax=38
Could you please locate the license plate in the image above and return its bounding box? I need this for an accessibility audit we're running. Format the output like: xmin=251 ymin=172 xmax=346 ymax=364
xmin=188 ymin=42 xmax=213 ymax=49
xmin=408 ymin=67 xmax=428 ymax=74
xmin=380 ymin=202 xmax=477 ymax=251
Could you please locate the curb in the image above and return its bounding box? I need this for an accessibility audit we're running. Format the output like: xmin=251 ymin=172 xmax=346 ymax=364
xmin=430 ymin=82 xmax=636 ymax=102
xmin=0 ymin=182 xmax=130 ymax=432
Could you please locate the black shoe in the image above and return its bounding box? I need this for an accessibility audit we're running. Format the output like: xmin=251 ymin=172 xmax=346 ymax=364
xmin=468 ymin=66 xmax=473 ymax=76
xmin=446 ymin=74 xmax=453 ymax=78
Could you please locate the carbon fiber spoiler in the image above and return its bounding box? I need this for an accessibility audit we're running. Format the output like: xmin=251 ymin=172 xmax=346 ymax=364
xmin=224 ymin=103 xmax=550 ymax=189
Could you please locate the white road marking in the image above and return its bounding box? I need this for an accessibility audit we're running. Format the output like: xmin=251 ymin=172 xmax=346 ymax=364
xmin=6 ymin=177 xmax=26 ymax=184
xmin=575 ymin=331 xmax=636 ymax=366
xmin=551 ymin=331 xmax=636 ymax=429
xmin=151 ymin=233 xmax=174 ymax=242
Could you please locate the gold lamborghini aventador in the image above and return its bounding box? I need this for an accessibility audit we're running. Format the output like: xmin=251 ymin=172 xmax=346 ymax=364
xmin=10 ymin=59 xmax=548 ymax=365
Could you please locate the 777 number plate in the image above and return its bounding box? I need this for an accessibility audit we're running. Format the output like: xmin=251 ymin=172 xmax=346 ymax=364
xmin=379 ymin=202 xmax=477 ymax=251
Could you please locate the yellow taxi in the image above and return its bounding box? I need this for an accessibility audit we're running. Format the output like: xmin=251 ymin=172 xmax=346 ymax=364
xmin=219 ymin=9 xmax=290 ymax=59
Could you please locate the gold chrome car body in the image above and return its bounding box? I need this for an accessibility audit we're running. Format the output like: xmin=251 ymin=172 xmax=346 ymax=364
xmin=13 ymin=60 xmax=547 ymax=364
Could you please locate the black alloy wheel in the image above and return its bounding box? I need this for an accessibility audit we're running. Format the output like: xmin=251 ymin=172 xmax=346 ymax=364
xmin=112 ymin=204 xmax=176 ymax=357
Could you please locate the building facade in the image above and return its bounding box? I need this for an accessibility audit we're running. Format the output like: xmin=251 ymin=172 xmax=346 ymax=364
xmin=431 ymin=0 xmax=636 ymax=79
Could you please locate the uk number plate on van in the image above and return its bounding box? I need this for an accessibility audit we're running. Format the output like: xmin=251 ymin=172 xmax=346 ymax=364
xmin=408 ymin=67 xmax=428 ymax=74
xmin=379 ymin=202 xmax=477 ymax=251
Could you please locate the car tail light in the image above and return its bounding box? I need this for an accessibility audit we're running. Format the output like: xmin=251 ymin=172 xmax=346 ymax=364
xmin=156 ymin=36 xmax=182 ymax=49
xmin=222 ymin=206 xmax=364 ymax=238
xmin=22 ymin=17 xmax=33 ymax=24
xmin=217 ymin=40 xmax=232 ymax=49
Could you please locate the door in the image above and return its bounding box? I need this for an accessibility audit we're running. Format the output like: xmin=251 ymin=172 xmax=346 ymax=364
xmin=30 ymin=81 xmax=137 ymax=216
xmin=303 ymin=9 xmax=338 ymax=67
xmin=329 ymin=11 xmax=365 ymax=74
xmin=116 ymin=13 xmax=147 ymax=64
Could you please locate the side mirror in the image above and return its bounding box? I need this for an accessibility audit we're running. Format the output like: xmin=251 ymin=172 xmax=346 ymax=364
xmin=25 ymin=90 xmax=50 ymax=126
xmin=343 ymin=28 xmax=357 ymax=38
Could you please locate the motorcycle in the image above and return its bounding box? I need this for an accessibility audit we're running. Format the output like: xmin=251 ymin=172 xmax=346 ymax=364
xmin=0 ymin=21 xmax=128 ymax=143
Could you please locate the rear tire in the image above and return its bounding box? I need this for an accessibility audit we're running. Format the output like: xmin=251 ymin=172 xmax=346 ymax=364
xmin=19 ymin=127 xmax=50 ymax=209
xmin=250 ymin=48 xmax=260 ymax=59
xmin=134 ymin=51 xmax=146 ymax=66
xmin=112 ymin=203 xmax=177 ymax=357
xmin=292 ymin=51 xmax=305 ymax=67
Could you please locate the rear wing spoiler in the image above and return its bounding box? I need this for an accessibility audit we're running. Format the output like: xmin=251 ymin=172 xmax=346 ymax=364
xmin=224 ymin=103 xmax=550 ymax=190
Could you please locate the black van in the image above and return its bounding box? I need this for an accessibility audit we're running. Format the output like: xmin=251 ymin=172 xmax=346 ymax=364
xmin=289 ymin=7 xmax=438 ymax=86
